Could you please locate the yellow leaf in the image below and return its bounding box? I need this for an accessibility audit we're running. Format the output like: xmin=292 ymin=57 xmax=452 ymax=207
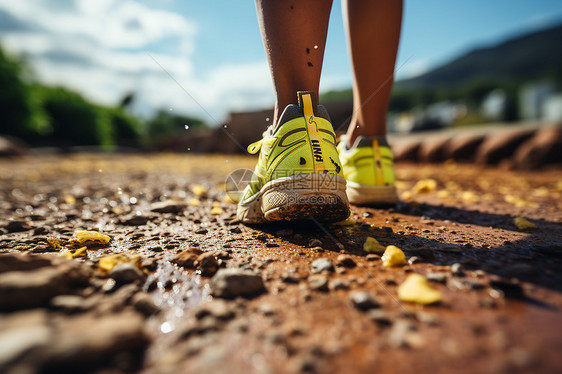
xmin=363 ymin=237 xmax=386 ymax=254
xmin=514 ymin=217 xmax=536 ymax=230
xmin=188 ymin=198 xmax=201 ymax=206
xmin=74 ymin=231 xmax=111 ymax=245
xmin=191 ymin=184 xmax=207 ymax=197
xmin=461 ymin=191 xmax=479 ymax=202
xmin=413 ymin=179 xmax=437 ymax=194
xmin=99 ymin=254 xmax=127 ymax=273
xmin=47 ymin=237 xmax=61 ymax=250
xmin=59 ymin=246 xmax=88 ymax=259
xmin=211 ymin=206 xmax=223 ymax=215
xmin=64 ymin=195 xmax=76 ymax=205
xmin=398 ymin=273 xmax=442 ymax=304
xmin=381 ymin=245 xmax=407 ymax=267
xmin=437 ymin=190 xmax=450 ymax=199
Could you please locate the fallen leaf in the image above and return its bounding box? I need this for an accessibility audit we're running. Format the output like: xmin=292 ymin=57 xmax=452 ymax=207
xmin=382 ymin=245 xmax=407 ymax=267
xmin=47 ymin=237 xmax=61 ymax=250
xmin=398 ymin=273 xmax=442 ymax=304
xmin=514 ymin=217 xmax=536 ymax=230
xmin=192 ymin=184 xmax=207 ymax=197
xmin=363 ymin=237 xmax=385 ymax=254
xmin=74 ymin=231 xmax=111 ymax=245
xmin=60 ymin=246 xmax=88 ymax=259
xmin=413 ymin=179 xmax=437 ymax=194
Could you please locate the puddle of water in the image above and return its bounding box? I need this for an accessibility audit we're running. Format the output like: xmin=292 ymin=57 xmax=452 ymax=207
xmin=144 ymin=252 xmax=211 ymax=361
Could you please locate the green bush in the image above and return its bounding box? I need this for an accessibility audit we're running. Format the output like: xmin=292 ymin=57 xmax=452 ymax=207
xmin=146 ymin=110 xmax=207 ymax=140
xmin=0 ymin=46 xmax=34 ymax=139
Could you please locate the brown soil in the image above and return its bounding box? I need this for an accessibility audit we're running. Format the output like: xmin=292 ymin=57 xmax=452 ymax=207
xmin=1 ymin=154 xmax=561 ymax=374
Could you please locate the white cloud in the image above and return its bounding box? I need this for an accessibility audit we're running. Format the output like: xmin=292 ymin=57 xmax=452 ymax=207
xmin=0 ymin=0 xmax=275 ymax=122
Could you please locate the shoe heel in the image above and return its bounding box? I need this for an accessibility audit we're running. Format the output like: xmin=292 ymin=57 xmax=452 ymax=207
xmin=262 ymin=174 xmax=349 ymax=222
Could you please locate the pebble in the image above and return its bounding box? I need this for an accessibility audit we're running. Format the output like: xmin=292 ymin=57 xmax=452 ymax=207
xmin=50 ymin=295 xmax=89 ymax=314
xmin=368 ymin=309 xmax=392 ymax=326
xmin=366 ymin=254 xmax=381 ymax=261
xmin=311 ymin=258 xmax=334 ymax=273
xmin=211 ymin=268 xmax=266 ymax=298
xmin=426 ymin=272 xmax=448 ymax=284
xmin=451 ymin=263 xmax=465 ymax=276
xmin=415 ymin=311 xmax=441 ymax=325
xmin=388 ymin=319 xmax=419 ymax=348
xmin=335 ymin=255 xmax=356 ymax=268
xmin=120 ymin=215 xmax=150 ymax=226
xmin=329 ymin=278 xmax=350 ymax=291
xmin=172 ymin=248 xmax=203 ymax=268
xmin=195 ymin=299 xmax=236 ymax=320
xmin=108 ymin=263 xmax=145 ymax=285
xmin=195 ymin=228 xmax=209 ymax=235
xmin=132 ymin=292 xmax=160 ymax=316
xmin=5 ymin=220 xmax=32 ymax=233
xmin=308 ymin=239 xmax=323 ymax=247
xmin=408 ymin=256 xmax=421 ymax=265
xmin=150 ymin=200 xmax=185 ymax=213
xmin=195 ymin=252 xmax=219 ymax=277
xmin=307 ymin=275 xmax=329 ymax=292
xmin=349 ymin=291 xmax=380 ymax=310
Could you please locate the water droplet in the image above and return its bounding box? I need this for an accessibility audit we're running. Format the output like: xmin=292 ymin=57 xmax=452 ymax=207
xmin=187 ymin=147 xmax=191 ymax=151
xmin=98 ymin=169 xmax=103 ymax=173
xmin=223 ymin=124 xmax=228 ymax=128
xmin=356 ymin=125 xmax=359 ymax=128
xmin=160 ymin=321 xmax=174 ymax=334
xmin=225 ymin=160 xmax=229 ymax=163
xmin=184 ymin=125 xmax=189 ymax=130
xmin=266 ymin=117 xmax=270 ymax=122
xmin=314 ymin=45 xmax=318 ymax=49
xmin=130 ymin=197 xmax=137 ymax=204
xmin=169 ymin=107 xmax=173 ymax=111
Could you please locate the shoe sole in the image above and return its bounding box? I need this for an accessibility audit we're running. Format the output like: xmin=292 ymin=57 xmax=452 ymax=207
xmin=346 ymin=181 xmax=398 ymax=206
xmin=237 ymin=174 xmax=350 ymax=224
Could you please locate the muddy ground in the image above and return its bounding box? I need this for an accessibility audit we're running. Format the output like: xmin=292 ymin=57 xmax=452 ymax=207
xmin=1 ymin=153 xmax=561 ymax=374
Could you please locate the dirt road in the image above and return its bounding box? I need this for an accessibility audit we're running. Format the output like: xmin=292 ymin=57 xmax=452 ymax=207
xmin=1 ymin=154 xmax=561 ymax=374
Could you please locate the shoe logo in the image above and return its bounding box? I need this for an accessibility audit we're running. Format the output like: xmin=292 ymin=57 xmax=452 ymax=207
xmin=311 ymin=139 xmax=323 ymax=162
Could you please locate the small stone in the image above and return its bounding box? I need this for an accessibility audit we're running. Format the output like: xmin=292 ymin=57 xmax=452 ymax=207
xmin=195 ymin=299 xmax=236 ymax=320
xmin=195 ymin=252 xmax=219 ymax=277
xmin=257 ymin=303 xmax=276 ymax=316
xmin=350 ymin=291 xmax=380 ymax=310
xmin=311 ymin=258 xmax=334 ymax=273
xmin=415 ymin=311 xmax=441 ymax=325
xmin=151 ymin=200 xmax=185 ymax=213
xmin=336 ymin=255 xmax=356 ymax=268
xmin=120 ymin=215 xmax=150 ymax=226
xmin=195 ymin=228 xmax=209 ymax=235
xmin=451 ymin=263 xmax=464 ymax=276
xmin=309 ymin=239 xmax=323 ymax=247
xmin=308 ymin=275 xmax=329 ymax=292
xmin=368 ymin=309 xmax=392 ymax=326
xmin=388 ymin=319 xmax=420 ymax=348
xmin=108 ymin=263 xmax=145 ymax=285
xmin=6 ymin=220 xmax=32 ymax=233
xmin=426 ymin=272 xmax=448 ymax=284
xmin=211 ymin=268 xmax=266 ymax=298
xmin=366 ymin=254 xmax=380 ymax=261
xmin=172 ymin=248 xmax=203 ymax=268
xmin=329 ymin=278 xmax=350 ymax=290
xmin=408 ymin=256 xmax=421 ymax=265
xmin=282 ymin=273 xmax=301 ymax=284
xmin=149 ymin=246 xmax=163 ymax=252
xmin=265 ymin=242 xmax=280 ymax=248
xmin=132 ymin=292 xmax=160 ymax=316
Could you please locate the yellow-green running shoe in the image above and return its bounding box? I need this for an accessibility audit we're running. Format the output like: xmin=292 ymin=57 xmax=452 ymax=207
xmin=337 ymin=134 xmax=398 ymax=205
xmin=237 ymin=91 xmax=350 ymax=224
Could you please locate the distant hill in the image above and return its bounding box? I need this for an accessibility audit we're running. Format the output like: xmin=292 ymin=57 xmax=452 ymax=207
xmin=398 ymin=22 xmax=562 ymax=89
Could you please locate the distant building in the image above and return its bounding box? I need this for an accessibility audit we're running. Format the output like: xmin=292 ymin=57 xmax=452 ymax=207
xmin=543 ymin=94 xmax=562 ymax=122
xmin=482 ymin=89 xmax=507 ymax=120
xmin=519 ymin=82 xmax=556 ymax=119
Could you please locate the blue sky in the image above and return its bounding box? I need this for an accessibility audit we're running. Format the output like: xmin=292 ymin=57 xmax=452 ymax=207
xmin=1 ymin=0 xmax=561 ymax=122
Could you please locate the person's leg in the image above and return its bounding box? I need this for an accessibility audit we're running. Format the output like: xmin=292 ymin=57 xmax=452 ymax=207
xmin=343 ymin=0 xmax=403 ymax=145
xmin=255 ymin=0 xmax=333 ymax=127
